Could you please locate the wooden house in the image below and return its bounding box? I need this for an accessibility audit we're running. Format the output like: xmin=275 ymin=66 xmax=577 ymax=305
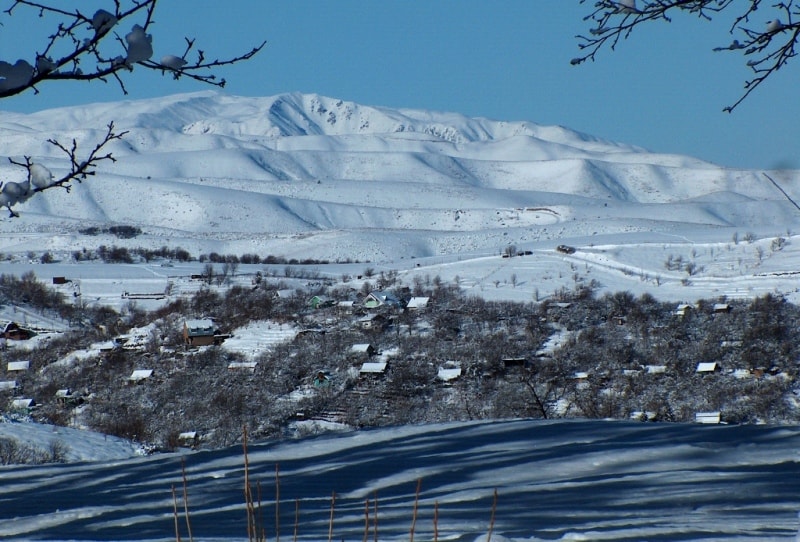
xmin=1 ymin=321 xmax=32 ymax=341
xmin=183 ymin=319 xmax=216 ymax=346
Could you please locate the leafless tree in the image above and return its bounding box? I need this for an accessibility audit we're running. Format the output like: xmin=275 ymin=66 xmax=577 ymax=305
xmin=574 ymin=1 xmax=800 ymax=111
xmin=0 ymin=0 xmax=265 ymax=216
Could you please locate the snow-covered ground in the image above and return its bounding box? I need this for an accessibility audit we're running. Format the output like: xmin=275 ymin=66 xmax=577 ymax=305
xmin=2 ymin=92 xmax=800 ymax=540
xmin=2 ymin=419 xmax=800 ymax=541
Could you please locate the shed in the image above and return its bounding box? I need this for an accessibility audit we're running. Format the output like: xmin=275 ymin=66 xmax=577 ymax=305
xmin=7 ymin=360 xmax=30 ymax=372
xmin=183 ymin=319 xmax=216 ymax=346
xmin=675 ymin=303 xmax=692 ymax=317
xmin=55 ymin=388 xmax=83 ymax=406
xmin=645 ymin=365 xmax=667 ymax=375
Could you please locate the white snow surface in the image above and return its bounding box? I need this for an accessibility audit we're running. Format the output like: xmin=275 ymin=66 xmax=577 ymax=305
xmin=2 ymin=92 xmax=800 ymax=540
xmin=1 ymin=418 xmax=800 ymax=541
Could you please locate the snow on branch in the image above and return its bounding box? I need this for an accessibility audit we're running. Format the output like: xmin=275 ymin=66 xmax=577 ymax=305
xmin=2 ymin=123 xmax=127 ymax=217
xmin=574 ymin=0 xmax=800 ymax=112
xmin=0 ymin=0 xmax=266 ymax=98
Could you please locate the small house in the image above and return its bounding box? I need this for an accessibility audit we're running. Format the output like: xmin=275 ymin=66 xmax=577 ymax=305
xmin=696 ymin=361 xmax=719 ymax=374
xmin=359 ymin=361 xmax=387 ymax=377
xmin=695 ymin=411 xmax=721 ymax=424
xmin=313 ymin=370 xmax=331 ymax=387
xmin=1 ymin=321 xmax=32 ymax=341
xmin=675 ymin=304 xmax=692 ymax=318
xmin=178 ymin=431 xmax=200 ymax=448
xmin=55 ymin=388 xmax=83 ymax=406
xmin=10 ymin=398 xmax=36 ymax=411
xmin=228 ymin=361 xmax=258 ymax=373
xmin=350 ymin=343 xmax=377 ymax=358
xmin=128 ymin=369 xmax=153 ymax=384
xmin=713 ymin=303 xmax=731 ymax=314
xmin=437 ymin=361 xmax=462 ymax=384
xmin=406 ymin=296 xmax=430 ymax=310
xmin=183 ymin=319 xmax=216 ymax=346
xmin=7 ymin=360 xmax=30 ymax=373
xmin=645 ymin=365 xmax=667 ymax=375
xmin=363 ymin=291 xmax=402 ymax=309
xmin=309 ymin=295 xmax=336 ymax=309
xmin=0 ymin=380 xmax=20 ymax=393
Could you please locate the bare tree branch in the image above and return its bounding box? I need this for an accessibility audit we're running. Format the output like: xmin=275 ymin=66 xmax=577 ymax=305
xmin=574 ymin=0 xmax=799 ymax=112
xmin=0 ymin=0 xmax=266 ymax=98
xmin=0 ymin=1 xmax=264 ymax=217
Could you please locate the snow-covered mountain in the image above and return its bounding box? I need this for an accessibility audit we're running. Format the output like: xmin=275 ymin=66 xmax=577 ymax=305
xmin=1 ymin=91 xmax=795 ymax=264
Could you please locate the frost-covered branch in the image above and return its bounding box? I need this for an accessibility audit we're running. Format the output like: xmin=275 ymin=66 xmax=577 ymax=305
xmin=0 ymin=0 xmax=266 ymax=98
xmin=2 ymin=122 xmax=127 ymax=217
xmin=573 ymin=0 xmax=800 ymax=112
xmin=0 ymin=1 xmax=263 ymax=218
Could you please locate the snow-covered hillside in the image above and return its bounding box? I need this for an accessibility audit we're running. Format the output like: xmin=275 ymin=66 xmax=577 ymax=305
xmin=0 ymin=91 xmax=795 ymax=266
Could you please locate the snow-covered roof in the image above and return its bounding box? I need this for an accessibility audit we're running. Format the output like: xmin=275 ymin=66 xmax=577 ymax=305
xmin=185 ymin=319 xmax=214 ymax=333
xmin=350 ymin=343 xmax=374 ymax=353
xmin=228 ymin=361 xmax=257 ymax=371
xmin=0 ymin=380 xmax=19 ymax=391
xmin=128 ymin=369 xmax=153 ymax=382
xmin=695 ymin=412 xmax=721 ymax=424
xmin=696 ymin=361 xmax=718 ymax=373
xmin=406 ymin=296 xmax=430 ymax=309
xmin=359 ymin=362 xmax=387 ymax=374
xmin=437 ymin=366 xmax=462 ymax=381
xmin=7 ymin=361 xmax=30 ymax=372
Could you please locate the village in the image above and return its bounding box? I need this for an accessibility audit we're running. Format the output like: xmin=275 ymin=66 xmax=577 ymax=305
xmin=0 ymin=259 xmax=796 ymax=453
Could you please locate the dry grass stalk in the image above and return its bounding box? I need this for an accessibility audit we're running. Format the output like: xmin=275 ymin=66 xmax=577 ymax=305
xmin=172 ymin=484 xmax=182 ymax=542
xmin=181 ymin=458 xmax=194 ymax=542
xmin=434 ymin=501 xmax=439 ymax=542
xmin=243 ymin=426 xmax=256 ymax=542
xmin=487 ymin=488 xmax=498 ymax=542
xmin=275 ymin=464 xmax=281 ymax=542
xmin=410 ymin=478 xmax=422 ymax=542
xmin=293 ymin=498 xmax=300 ymax=542
xmin=373 ymin=491 xmax=378 ymax=542
xmin=363 ymin=498 xmax=370 ymax=542
xmin=327 ymin=491 xmax=336 ymax=542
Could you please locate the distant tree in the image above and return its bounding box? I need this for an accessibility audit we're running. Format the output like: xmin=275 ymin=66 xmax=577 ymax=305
xmin=0 ymin=0 xmax=264 ymax=216
xmin=574 ymin=1 xmax=799 ymax=111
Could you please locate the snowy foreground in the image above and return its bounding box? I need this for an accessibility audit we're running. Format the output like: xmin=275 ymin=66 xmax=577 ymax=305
xmin=2 ymin=418 xmax=800 ymax=541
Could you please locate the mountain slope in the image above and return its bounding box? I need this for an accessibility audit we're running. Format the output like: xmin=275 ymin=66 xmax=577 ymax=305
xmin=0 ymin=91 xmax=796 ymax=262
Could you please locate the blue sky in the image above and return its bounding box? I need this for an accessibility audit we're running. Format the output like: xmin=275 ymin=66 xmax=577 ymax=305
xmin=1 ymin=1 xmax=798 ymax=170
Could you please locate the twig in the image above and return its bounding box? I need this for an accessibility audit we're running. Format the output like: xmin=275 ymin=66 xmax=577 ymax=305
xmin=327 ymin=491 xmax=336 ymax=542
xmin=171 ymin=484 xmax=182 ymax=542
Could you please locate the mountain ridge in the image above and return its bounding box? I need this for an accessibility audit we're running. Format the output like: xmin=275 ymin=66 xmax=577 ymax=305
xmin=0 ymin=91 xmax=794 ymax=263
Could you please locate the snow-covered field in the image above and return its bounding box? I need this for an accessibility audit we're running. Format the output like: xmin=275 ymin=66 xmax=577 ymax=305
xmin=2 ymin=418 xmax=800 ymax=541
xmin=2 ymin=92 xmax=800 ymax=540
